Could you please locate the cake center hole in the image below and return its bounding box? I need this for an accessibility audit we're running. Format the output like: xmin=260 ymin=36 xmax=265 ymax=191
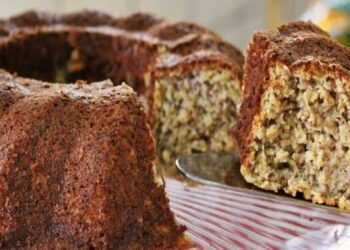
xmin=0 ymin=31 xmax=152 ymax=91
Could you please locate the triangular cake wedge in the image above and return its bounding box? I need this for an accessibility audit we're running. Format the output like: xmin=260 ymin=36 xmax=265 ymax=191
xmin=233 ymin=21 xmax=350 ymax=209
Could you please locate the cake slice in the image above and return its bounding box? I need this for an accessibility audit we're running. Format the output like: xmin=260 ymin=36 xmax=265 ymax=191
xmin=152 ymin=50 xmax=243 ymax=169
xmin=233 ymin=21 xmax=350 ymax=209
xmin=0 ymin=70 xmax=187 ymax=248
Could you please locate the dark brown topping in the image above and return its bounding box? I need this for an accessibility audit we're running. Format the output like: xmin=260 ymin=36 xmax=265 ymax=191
xmin=276 ymin=20 xmax=328 ymax=36
xmin=155 ymin=50 xmax=242 ymax=79
xmin=169 ymin=35 xmax=244 ymax=66
xmin=112 ymin=12 xmax=163 ymax=31
xmin=9 ymin=10 xmax=58 ymax=26
xmin=151 ymin=22 xmax=212 ymax=41
xmin=62 ymin=10 xmax=113 ymax=26
xmin=257 ymin=20 xmax=350 ymax=70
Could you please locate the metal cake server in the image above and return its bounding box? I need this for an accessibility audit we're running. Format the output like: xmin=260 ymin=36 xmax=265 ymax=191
xmin=175 ymin=152 xmax=250 ymax=189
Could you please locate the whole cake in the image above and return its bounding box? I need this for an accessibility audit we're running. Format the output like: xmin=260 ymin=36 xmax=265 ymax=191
xmin=0 ymin=10 xmax=243 ymax=169
xmin=233 ymin=21 xmax=350 ymax=209
xmin=0 ymin=70 xmax=187 ymax=248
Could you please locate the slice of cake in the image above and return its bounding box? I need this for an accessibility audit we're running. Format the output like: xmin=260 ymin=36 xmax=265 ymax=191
xmin=0 ymin=70 xmax=187 ymax=248
xmin=233 ymin=21 xmax=350 ymax=209
xmin=152 ymin=51 xmax=242 ymax=169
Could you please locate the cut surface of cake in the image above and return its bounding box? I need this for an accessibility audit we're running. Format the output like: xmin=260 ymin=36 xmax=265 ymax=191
xmin=0 ymin=10 xmax=243 ymax=170
xmin=0 ymin=70 xmax=187 ymax=249
xmin=233 ymin=21 xmax=350 ymax=209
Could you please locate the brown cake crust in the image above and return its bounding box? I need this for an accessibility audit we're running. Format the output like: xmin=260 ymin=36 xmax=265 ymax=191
xmin=0 ymin=10 xmax=243 ymax=88
xmin=233 ymin=21 xmax=350 ymax=164
xmin=0 ymin=70 xmax=187 ymax=249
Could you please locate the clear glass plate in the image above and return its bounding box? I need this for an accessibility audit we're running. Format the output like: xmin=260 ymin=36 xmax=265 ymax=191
xmin=164 ymin=153 xmax=350 ymax=250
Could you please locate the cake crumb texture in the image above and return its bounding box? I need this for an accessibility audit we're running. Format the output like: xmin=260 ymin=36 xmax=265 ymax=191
xmin=234 ymin=20 xmax=350 ymax=209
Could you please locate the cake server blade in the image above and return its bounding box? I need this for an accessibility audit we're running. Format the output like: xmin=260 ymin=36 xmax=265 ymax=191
xmin=175 ymin=152 xmax=253 ymax=189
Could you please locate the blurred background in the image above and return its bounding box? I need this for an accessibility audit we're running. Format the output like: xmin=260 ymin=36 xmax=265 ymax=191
xmin=0 ymin=0 xmax=350 ymax=49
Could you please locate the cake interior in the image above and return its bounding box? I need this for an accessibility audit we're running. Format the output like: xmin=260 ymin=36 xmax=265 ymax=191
xmin=154 ymin=69 xmax=241 ymax=168
xmin=244 ymin=63 xmax=350 ymax=208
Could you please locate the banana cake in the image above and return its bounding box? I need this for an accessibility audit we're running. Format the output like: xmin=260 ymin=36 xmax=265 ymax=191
xmin=233 ymin=21 xmax=350 ymax=209
xmin=0 ymin=10 xmax=243 ymax=170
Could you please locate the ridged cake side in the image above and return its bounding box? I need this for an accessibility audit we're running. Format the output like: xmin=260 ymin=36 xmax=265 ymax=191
xmin=0 ymin=70 xmax=187 ymax=248
xmin=233 ymin=21 xmax=350 ymax=209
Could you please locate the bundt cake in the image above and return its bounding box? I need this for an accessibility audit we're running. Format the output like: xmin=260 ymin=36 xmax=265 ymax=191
xmin=233 ymin=21 xmax=350 ymax=209
xmin=0 ymin=10 xmax=243 ymax=170
xmin=0 ymin=70 xmax=187 ymax=248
